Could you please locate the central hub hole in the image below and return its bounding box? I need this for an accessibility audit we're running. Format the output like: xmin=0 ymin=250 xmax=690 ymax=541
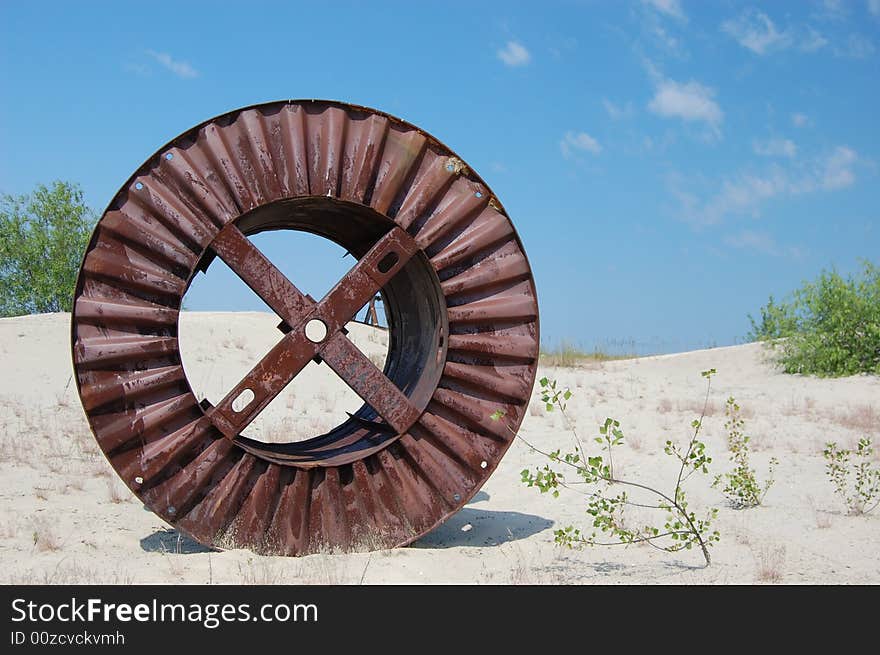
xmin=179 ymin=227 xmax=391 ymax=445
xmin=304 ymin=318 xmax=328 ymax=343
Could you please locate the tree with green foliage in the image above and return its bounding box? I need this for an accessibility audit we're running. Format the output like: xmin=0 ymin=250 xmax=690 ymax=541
xmin=0 ymin=181 xmax=96 ymax=317
xmin=748 ymin=261 xmax=880 ymax=376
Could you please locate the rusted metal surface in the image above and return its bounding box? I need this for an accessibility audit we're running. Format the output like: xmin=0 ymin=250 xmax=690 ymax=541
xmin=71 ymin=100 xmax=540 ymax=555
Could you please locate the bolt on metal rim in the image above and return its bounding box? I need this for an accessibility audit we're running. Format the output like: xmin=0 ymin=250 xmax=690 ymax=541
xmin=71 ymin=99 xmax=540 ymax=555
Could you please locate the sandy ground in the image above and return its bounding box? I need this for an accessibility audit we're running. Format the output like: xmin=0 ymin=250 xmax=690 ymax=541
xmin=1 ymin=312 xmax=878 ymax=584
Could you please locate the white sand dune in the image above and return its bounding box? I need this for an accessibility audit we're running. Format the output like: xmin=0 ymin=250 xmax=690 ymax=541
xmin=1 ymin=312 xmax=878 ymax=584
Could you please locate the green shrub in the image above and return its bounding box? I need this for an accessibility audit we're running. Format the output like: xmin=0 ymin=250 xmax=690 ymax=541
xmin=0 ymin=181 xmax=96 ymax=317
xmin=748 ymin=261 xmax=880 ymax=376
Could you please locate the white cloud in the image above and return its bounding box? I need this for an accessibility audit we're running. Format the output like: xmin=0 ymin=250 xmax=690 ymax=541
xmin=560 ymin=131 xmax=602 ymax=158
xmin=602 ymin=98 xmax=635 ymax=120
xmin=721 ymin=10 xmax=829 ymax=55
xmin=722 ymin=9 xmax=790 ymax=54
xmin=836 ymin=34 xmax=876 ymax=58
xmin=146 ymin=50 xmax=198 ymax=78
xmin=651 ymin=24 xmax=683 ymax=52
xmin=821 ymin=146 xmax=857 ymax=190
xmin=548 ymin=36 xmax=577 ymax=59
xmin=648 ymin=79 xmax=723 ymax=133
xmin=800 ymin=27 xmax=829 ymax=52
xmin=642 ymin=0 xmax=686 ymax=20
xmin=725 ymin=229 xmax=778 ymax=253
xmin=497 ymin=41 xmax=531 ymax=67
xmin=724 ymin=230 xmax=804 ymax=258
xmin=671 ymin=146 xmax=860 ymax=225
xmin=753 ymin=138 xmax=797 ymax=158
xmin=816 ymin=0 xmax=848 ymax=20
xmin=792 ymin=112 xmax=811 ymax=128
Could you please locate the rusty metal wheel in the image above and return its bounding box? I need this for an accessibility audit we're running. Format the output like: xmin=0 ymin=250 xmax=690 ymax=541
xmin=71 ymin=100 xmax=539 ymax=555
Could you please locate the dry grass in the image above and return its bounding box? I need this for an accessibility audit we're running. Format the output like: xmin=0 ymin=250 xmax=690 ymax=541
xmin=540 ymin=342 xmax=634 ymax=368
xmin=837 ymin=404 xmax=878 ymax=434
xmin=627 ymin=430 xmax=644 ymax=451
xmin=0 ymin=433 xmax=33 ymax=467
xmin=106 ymin=478 xmax=130 ymax=504
xmin=734 ymin=528 xmax=751 ymax=546
xmin=753 ymin=544 xmax=786 ymax=583
xmin=807 ymin=496 xmax=833 ymax=529
xmin=237 ymin=557 xmax=289 ymax=584
xmin=92 ymin=461 xmax=114 ymax=478
xmin=264 ymin=419 xmax=296 ymax=443
xmin=678 ymin=399 xmax=718 ymax=417
xmin=738 ymin=403 xmax=756 ymax=419
xmin=7 ymin=561 xmax=134 ymax=585
xmin=66 ymin=476 xmax=85 ymax=492
xmin=0 ymin=515 xmax=19 ymax=539
xmin=315 ymin=390 xmax=334 ymax=413
xmin=221 ymin=335 xmax=248 ymax=350
xmin=298 ymin=553 xmax=352 ymax=585
xmin=32 ymin=516 xmax=62 ymax=552
xmin=782 ymin=396 xmax=816 ymax=418
xmin=502 ymin=549 xmax=540 ymax=584
xmin=237 ymin=552 xmax=362 ymax=585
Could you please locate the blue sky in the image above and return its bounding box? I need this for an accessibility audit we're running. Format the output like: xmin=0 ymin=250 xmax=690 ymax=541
xmin=1 ymin=0 xmax=877 ymax=353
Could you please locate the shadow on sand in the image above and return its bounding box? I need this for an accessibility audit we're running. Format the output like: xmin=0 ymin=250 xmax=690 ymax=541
xmin=412 ymin=506 xmax=554 ymax=549
xmin=139 ymin=490 xmax=551 ymax=553
xmin=140 ymin=528 xmax=215 ymax=555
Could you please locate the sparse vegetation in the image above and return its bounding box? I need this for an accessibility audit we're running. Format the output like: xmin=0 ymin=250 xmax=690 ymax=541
xmin=753 ymin=543 xmax=785 ymax=583
xmin=106 ymin=479 xmax=130 ymax=504
xmin=748 ymin=260 xmax=880 ymax=376
xmin=503 ymin=370 xmax=722 ymax=566
xmin=713 ymin=396 xmax=777 ymax=508
xmin=823 ymin=438 xmax=880 ymax=515
xmin=539 ymin=340 xmax=635 ymax=368
xmin=32 ymin=517 xmax=62 ymax=552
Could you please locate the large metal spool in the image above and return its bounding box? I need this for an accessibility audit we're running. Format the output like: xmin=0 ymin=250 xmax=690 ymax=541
xmin=71 ymin=100 xmax=540 ymax=555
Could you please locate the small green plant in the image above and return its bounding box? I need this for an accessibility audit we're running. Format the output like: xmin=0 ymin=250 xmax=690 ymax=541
xmin=822 ymin=438 xmax=880 ymax=515
xmin=748 ymin=260 xmax=880 ymax=376
xmin=503 ymin=370 xmax=721 ymax=567
xmin=713 ymin=396 xmax=777 ymax=508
